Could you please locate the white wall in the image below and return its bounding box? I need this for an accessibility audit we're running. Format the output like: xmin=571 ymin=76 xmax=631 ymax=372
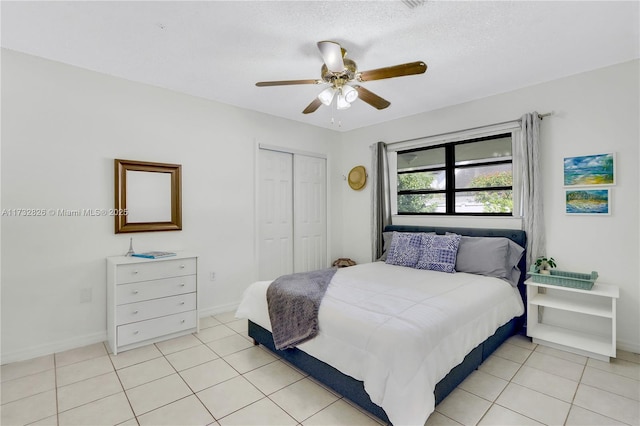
xmin=1 ymin=49 xmax=340 ymax=363
xmin=335 ymin=60 xmax=640 ymax=353
xmin=3 ymin=49 xmax=638 ymax=362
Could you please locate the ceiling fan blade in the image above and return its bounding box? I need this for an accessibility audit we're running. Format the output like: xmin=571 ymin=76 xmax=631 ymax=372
xmin=256 ymin=79 xmax=320 ymax=87
xmin=317 ymin=41 xmax=345 ymax=73
xmin=353 ymin=85 xmax=391 ymax=110
xmin=302 ymin=98 xmax=323 ymax=114
xmin=358 ymin=61 xmax=427 ymax=82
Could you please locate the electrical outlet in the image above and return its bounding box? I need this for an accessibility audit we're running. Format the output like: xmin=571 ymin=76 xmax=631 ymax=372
xmin=210 ymin=272 xmax=216 ymax=281
xmin=80 ymin=288 xmax=92 ymax=303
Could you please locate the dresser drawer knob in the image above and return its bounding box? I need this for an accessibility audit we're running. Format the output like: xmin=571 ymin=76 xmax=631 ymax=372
xmin=132 ymin=290 xmax=139 ymax=294
xmin=179 ymin=301 xmax=185 ymax=305
xmin=181 ymin=319 xmax=185 ymax=323
xmin=179 ymin=265 xmax=185 ymax=269
xmin=179 ymin=283 xmax=185 ymax=287
xmin=133 ymin=331 xmax=139 ymax=335
xmin=132 ymin=270 xmax=139 ymax=274
xmin=133 ymin=310 xmax=139 ymax=314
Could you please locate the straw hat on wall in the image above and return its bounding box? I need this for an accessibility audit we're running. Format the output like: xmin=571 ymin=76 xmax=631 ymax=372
xmin=348 ymin=165 xmax=367 ymax=190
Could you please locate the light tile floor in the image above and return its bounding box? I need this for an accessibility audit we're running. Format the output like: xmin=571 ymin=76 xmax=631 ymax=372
xmin=1 ymin=311 xmax=638 ymax=426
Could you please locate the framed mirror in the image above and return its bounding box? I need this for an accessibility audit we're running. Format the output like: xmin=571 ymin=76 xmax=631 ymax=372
xmin=114 ymin=159 xmax=182 ymax=233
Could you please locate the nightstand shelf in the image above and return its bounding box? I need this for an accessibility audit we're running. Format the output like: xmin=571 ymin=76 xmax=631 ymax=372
xmin=525 ymin=279 xmax=618 ymax=362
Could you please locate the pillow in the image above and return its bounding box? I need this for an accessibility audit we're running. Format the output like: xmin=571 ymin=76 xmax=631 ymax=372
xmin=506 ymin=240 xmax=525 ymax=287
xmin=454 ymin=236 xmax=525 ymax=286
xmin=377 ymin=231 xmax=393 ymax=261
xmin=416 ymin=233 xmax=461 ymax=273
xmin=385 ymin=232 xmax=425 ymax=268
xmin=455 ymin=236 xmax=510 ymax=277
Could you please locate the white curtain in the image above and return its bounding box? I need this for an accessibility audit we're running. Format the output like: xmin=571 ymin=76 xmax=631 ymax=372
xmin=520 ymin=112 xmax=545 ymax=268
xmin=371 ymin=142 xmax=391 ymax=261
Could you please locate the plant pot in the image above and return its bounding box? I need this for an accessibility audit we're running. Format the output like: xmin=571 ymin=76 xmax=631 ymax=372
xmin=540 ymin=270 xmax=551 ymax=275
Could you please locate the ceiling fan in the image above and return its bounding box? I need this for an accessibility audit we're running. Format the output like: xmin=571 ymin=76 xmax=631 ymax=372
xmin=255 ymin=41 xmax=427 ymax=114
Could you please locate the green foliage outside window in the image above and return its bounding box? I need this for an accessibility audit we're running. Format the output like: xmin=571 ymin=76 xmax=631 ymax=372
xmin=398 ymin=173 xmax=439 ymax=213
xmin=469 ymin=171 xmax=513 ymax=212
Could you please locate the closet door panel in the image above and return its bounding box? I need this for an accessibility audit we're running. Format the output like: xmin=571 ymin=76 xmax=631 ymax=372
xmin=258 ymin=149 xmax=293 ymax=280
xmin=294 ymin=155 xmax=327 ymax=273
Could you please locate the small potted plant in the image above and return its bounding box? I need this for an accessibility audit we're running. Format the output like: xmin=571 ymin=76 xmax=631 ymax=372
xmin=535 ymin=256 xmax=557 ymax=275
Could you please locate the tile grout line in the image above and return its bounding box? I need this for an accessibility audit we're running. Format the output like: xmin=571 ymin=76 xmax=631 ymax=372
xmin=54 ymin=349 xmax=60 ymax=426
xmin=194 ymin=319 xmax=288 ymax=424
xmin=562 ymin=358 xmax=589 ymax=426
xmin=472 ymin=340 xmax=637 ymax=426
xmin=463 ymin=340 xmax=570 ymax=426
xmin=6 ymin=318 xmax=639 ymax=426
xmin=263 ymin=375 xmax=330 ymax=425
xmin=104 ymin=341 xmax=138 ymax=425
xmin=473 ymin=340 xmax=539 ymax=425
xmin=132 ymin=317 xmax=274 ymax=424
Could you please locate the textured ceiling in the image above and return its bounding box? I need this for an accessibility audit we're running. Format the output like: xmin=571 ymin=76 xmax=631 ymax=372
xmin=2 ymin=1 xmax=638 ymax=132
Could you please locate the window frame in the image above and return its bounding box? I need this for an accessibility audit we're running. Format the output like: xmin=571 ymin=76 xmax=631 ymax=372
xmin=395 ymin=132 xmax=516 ymax=216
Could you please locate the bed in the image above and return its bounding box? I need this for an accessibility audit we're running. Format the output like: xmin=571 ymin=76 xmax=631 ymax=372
xmin=236 ymin=225 xmax=527 ymax=425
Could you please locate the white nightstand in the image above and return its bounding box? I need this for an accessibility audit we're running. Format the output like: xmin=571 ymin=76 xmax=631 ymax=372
xmin=525 ymin=279 xmax=619 ymax=362
xmin=106 ymin=253 xmax=199 ymax=355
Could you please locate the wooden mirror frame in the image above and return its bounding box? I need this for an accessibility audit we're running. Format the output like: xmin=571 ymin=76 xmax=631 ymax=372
xmin=114 ymin=159 xmax=182 ymax=233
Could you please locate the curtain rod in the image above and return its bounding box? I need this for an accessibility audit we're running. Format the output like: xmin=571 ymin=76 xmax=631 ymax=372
xmin=387 ymin=111 xmax=553 ymax=147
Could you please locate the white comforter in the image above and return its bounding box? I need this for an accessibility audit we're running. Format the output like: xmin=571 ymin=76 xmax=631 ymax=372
xmin=236 ymin=262 xmax=524 ymax=425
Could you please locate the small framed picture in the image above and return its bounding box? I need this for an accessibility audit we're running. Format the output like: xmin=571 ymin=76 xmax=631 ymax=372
xmin=563 ymin=153 xmax=615 ymax=187
xmin=564 ymin=152 xmax=616 ymax=186
xmin=565 ymin=189 xmax=611 ymax=215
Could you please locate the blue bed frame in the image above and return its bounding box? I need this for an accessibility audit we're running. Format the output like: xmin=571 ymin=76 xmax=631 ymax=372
xmin=248 ymin=225 xmax=527 ymax=424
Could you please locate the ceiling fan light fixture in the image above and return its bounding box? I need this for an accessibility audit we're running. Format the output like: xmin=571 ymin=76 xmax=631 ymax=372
xmin=336 ymin=91 xmax=351 ymax=110
xmin=255 ymin=41 xmax=426 ymax=115
xmin=342 ymin=85 xmax=358 ymax=103
xmin=318 ymin=87 xmax=336 ymax=105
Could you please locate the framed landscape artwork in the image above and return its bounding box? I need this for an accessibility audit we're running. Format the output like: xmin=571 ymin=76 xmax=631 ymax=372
xmin=563 ymin=153 xmax=615 ymax=187
xmin=565 ymin=189 xmax=611 ymax=215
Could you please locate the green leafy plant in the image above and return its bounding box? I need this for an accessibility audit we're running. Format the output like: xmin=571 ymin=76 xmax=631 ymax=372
xmin=535 ymin=256 xmax=557 ymax=271
xmin=469 ymin=171 xmax=513 ymax=213
xmin=397 ymin=172 xmax=439 ymax=213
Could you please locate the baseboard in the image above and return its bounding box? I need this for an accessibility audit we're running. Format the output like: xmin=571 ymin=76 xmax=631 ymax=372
xmin=199 ymin=301 xmax=240 ymax=318
xmin=617 ymin=339 xmax=640 ymax=355
xmin=2 ymin=316 xmax=635 ymax=365
xmin=1 ymin=303 xmax=242 ymax=365
xmin=1 ymin=331 xmax=107 ymax=365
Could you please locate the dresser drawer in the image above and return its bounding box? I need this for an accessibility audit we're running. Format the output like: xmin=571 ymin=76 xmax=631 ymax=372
xmin=116 ymin=275 xmax=196 ymax=305
xmin=116 ymin=293 xmax=196 ymax=325
xmin=116 ymin=258 xmax=197 ymax=284
xmin=117 ymin=310 xmax=197 ymax=347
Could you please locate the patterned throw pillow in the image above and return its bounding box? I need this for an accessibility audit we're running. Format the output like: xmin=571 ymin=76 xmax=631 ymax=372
xmin=416 ymin=233 xmax=462 ymax=273
xmin=385 ymin=232 xmax=424 ymax=268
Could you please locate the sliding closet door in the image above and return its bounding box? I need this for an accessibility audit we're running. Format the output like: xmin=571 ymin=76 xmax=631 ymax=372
xmin=293 ymin=155 xmax=327 ymax=273
xmin=257 ymin=149 xmax=293 ymax=280
xmin=257 ymin=147 xmax=327 ymax=280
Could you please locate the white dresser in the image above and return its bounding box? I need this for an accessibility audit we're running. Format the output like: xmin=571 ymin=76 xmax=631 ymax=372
xmin=107 ymin=253 xmax=198 ymax=355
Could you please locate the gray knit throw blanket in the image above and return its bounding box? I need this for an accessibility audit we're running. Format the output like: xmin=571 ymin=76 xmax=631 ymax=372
xmin=266 ymin=268 xmax=337 ymax=350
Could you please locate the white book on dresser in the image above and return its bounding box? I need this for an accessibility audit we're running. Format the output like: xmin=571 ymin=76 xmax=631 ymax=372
xmin=106 ymin=252 xmax=199 ymax=355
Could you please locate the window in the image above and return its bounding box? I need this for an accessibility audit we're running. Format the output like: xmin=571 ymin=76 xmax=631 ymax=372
xmin=396 ymin=133 xmax=513 ymax=215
